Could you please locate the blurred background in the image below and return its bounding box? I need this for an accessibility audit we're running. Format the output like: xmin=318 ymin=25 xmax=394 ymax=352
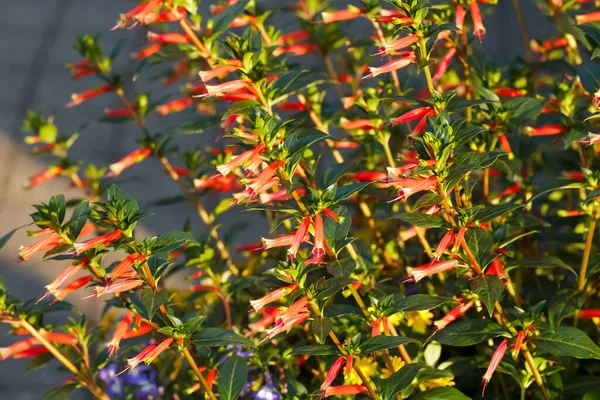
xmin=0 ymin=0 xmax=552 ymax=398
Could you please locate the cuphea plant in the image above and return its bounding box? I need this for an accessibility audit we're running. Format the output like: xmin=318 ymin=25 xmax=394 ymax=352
xmin=3 ymin=0 xmax=600 ymax=398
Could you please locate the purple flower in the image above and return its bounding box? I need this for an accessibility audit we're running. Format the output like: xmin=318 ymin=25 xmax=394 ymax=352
xmin=255 ymin=386 xmax=281 ymax=400
xmin=98 ymin=363 xmax=124 ymax=398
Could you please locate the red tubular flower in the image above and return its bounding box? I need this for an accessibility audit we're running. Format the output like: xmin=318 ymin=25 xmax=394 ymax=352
xmin=156 ymin=97 xmax=193 ymax=115
xmin=373 ymin=34 xmax=418 ymax=57
xmin=578 ymin=132 xmax=600 ymax=146
xmin=350 ymin=171 xmax=387 ymax=182
xmin=363 ymin=53 xmax=416 ymax=79
xmin=151 ymin=7 xmax=186 ymax=23
xmin=110 ymin=254 xmax=146 ymax=280
xmin=261 ymin=233 xmax=304 ymax=251
xmin=390 ymin=106 xmax=434 ymax=125
xmin=276 ymin=101 xmax=306 ymax=111
xmin=404 ymin=260 xmax=460 ymax=283
xmin=451 ymin=226 xmax=466 ymax=253
xmin=147 ymin=31 xmax=189 ymax=44
xmin=218 ymin=91 xmax=260 ymax=102
xmin=66 ymin=84 xmax=112 ymax=107
xmin=105 ymin=107 xmax=135 ymax=118
xmin=388 ymin=176 xmax=438 ymax=202
xmin=217 ymin=144 xmax=266 ymax=176
xmin=486 ymin=257 xmax=507 ymax=283
xmin=345 ymin=355 xmax=354 ymax=375
xmin=198 ymin=63 xmax=240 ymax=82
xmin=497 ymin=183 xmax=521 ymax=200
xmin=71 ymin=68 xmax=98 ymax=79
xmin=482 ymin=339 xmax=508 ymax=395
xmin=124 ymin=338 xmax=174 ymax=372
xmin=197 ymin=80 xmax=248 ymax=98
xmin=73 ymin=230 xmax=123 ymax=255
xmin=371 ymin=319 xmax=381 ymax=337
xmin=259 ymin=188 xmax=306 ymax=204
xmin=132 ymin=43 xmax=163 ymax=59
xmin=249 ymin=282 xmax=298 ymax=312
xmin=512 ymin=330 xmax=526 ymax=359
xmin=433 ymin=48 xmax=456 ymax=82
xmin=321 ymin=8 xmax=365 ymax=23
xmin=579 ymin=309 xmax=600 ymax=319
xmin=108 ymin=148 xmax=152 ymax=177
xmin=277 ymin=43 xmax=320 ymax=56
xmin=324 ymin=386 xmax=367 ymax=397
xmin=108 ymin=312 xmax=134 ymax=357
xmin=340 ymin=118 xmax=377 ymax=131
xmin=433 ymin=230 xmax=456 ymax=260
xmin=430 ymin=301 xmax=474 ymax=338
xmin=25 ymin=166 xmax=63 ymax=189
xmin=194 ymin=175 xmax=239 ymax=193
xmin=250 ymin=307 xmax=280 ymax=334
xmin=51 ymin=275 xmax=94 ymax=303
xmin=470 ymin=1 xmax=486 ymax=43
xmin=0 ymin=333 xmax=76 ymax=360
xmin=576 ymin=11 xmax=600 ymax=24
xmin=122 ymin=323 xmax=154 ymax=340
xmin=526 ymin=124 xmax=566 ymax=136
xmin=455 ymin=5 xmax=465 ymax=31
xmin=260 ymin=311 xmax=310 ymax=344
xmin=37 ymin=259 xmax=88 ymax=302
xmin=18 ymin=231 xmax=65 ymax=262
xmin=495 ymin=88 xmax=526 ymax=97
xmin=310 ymin=215 xmax=326 ymax=264
xmin=112 ymin=0 xmax=161 ymax=30
xmin=288 ymin=216 xmax=311 ymax=260
xmin=320 ymin=356 xmax=345 ymax=395
xmin=92 ymin=279 xmax=144 ymax=298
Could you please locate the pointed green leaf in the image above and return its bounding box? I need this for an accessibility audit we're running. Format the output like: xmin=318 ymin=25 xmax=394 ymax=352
xmin=218 ymin=356 xmax=248 ymax=400
xmin=532 ymin=327 xmax=600 ymax=359
xmin=433 ymin=320 xmax=508 ymax=346
xmin=360 ymin=336 xmax=420 ymax=354
xmin=471 ymin=275 xmax=504 ymax=317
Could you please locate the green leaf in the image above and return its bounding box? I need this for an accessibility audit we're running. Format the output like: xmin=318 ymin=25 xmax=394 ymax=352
xmin=504 ymin=97 xmax=546 ymax=121
xmin=548 ymin=288 xmax=586 ymax=327
xmin=584 ymin=188 xmax=600 ymax=205
xmin=381 ymin=363 xmax=424 ymax=400
xmin=311 ymin=317 xmax=332 ymax=344
xmin=532 ymin=327 xmax=600 ymax=359
xmin=152 ymin=230 xmax=197 ymax=253
xmin=192 ymin=328 xmax=255 ymax=348
xmin=395 ymin=294 xmax=459 ymax=312
xmin=390 ymin=213 xmax=450 ymax=228
xmin=218 ymin=356 xmax=248 ymax=400
xmin=212 ymin=0 xmax=249 ymax=34
xmin=413 ymin=387 xmax=470 ymax=400
xmin=505 ymin=256 xmax=577 ymax=276
xmin=434 ymin=320 xmax=508 ymax=346
xmin=290 ymin=345 xmax=340 ymax=355
xmin=314 ymin=277 xmax=356 ymax=299
xmin=471 ymin=275 xmax=504 ymax=317
xmin=180 ymin=315 xmax=206 ymax=335
xmin=285 ymin=131 xmax=327 ymax=159
xmin=0 ymin=225 xmax=27 ymax=252
xmin=333 ymin=182 xmax=371 ymax=203
xmin=360 ymin=336 xmax=420 ymax=354
xmin=140 ymin=289 xmax=169 ymax=320
xmin=473 ymin=204 xmax=524 ymax=222
xmin=41 ymin=382 xmax=78 ymax=400
xmin=466 ymin=229 xmax=496 ymax=269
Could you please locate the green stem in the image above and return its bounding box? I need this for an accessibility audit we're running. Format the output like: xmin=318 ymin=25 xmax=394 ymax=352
xmin=419 ymin=41 xmax=435 ymax=96
xmin=577 ymin=212 xmax=597 ymax=291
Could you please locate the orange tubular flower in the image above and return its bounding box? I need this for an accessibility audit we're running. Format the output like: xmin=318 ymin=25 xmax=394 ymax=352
xmin=309 ymin=215 xmax=325 ymax=264
xmin=193 ymin=175 xmax=239 ymax=193
xmin=373 ymin=34 xmax=418 ymax=57
xmin=486 ymin=257 xmax=507 ymax=283
xmin=576 ymin=11 xmax=600 ymax=24
xmin=122 ymin=323 xmax=154 ymax=340
xmin=249 ymin=307 xmax=280 ymax=334
xmin=156 ymin=97 xmax=193 ymax=115
xmin=112 ymin=0 xmax=161 ymax=30
xmin=277 ymin=43 xmax=320 ymax=56
xmin=512 ymin=330 xmax=526 ymax=359
xmin=249 ymin=282 xmax=298 ymax=312
xmin=482 ymin=340 xmax=508 ymax=395
xmin=198 ymin=63 xmax=241 ymax=82
xmin=430 ymin=300 xmax=474 ymax=338
xmin=260 ymin=311 xmax=310 ymax=344
xmin=147 ymin=31 xmax=190 ymax=44
xmin=25 ymin=166 xmax=63 ymax=189
xmin=324 ymin=385 xmax=367 ymax=397
xmin=50 ymin=275 xmax=94 ymax=303
xmin=276 ymin=101 xmax=306 ymax=111
xmin=433 ymin=230 xmax=456 ymax=260
xmin=390 ymin=106 xmax=434 ymax=126
xmin=288 ymin=216 xmax=311 ymax=260
xmin=320 ymin=356 xmax=345 ymax=396
xmin=340 ymin=118 xmax=377 ymax=131
xmin=321 ymin=8 xmax=366 ymax=24
xmin=275 ymin=297 xmax=309 ymax=328
xmin=388 ymin=176 xmax=438 ymax=202
xmin=350 ymin=171 xmax=387 ymax=182
xmin=37 ymin=259 xmax=88 ymax=302
xmin=259 ymin=188 xmax=306 ymax=204
xmin=73 ymin=230 xmax=123 ymax=255
xmin=526 ymin=124 xmax=566 ymax=136
xmin=579 ymin=309 xmax=600 ymax=319
xmin=197 ymin=80 xmax=248 ymax=98
xmin=66 ymin=84 xmax=112 ymax=107
xmin=233 ymin=161 xmax=282 ymax=204
xmin=92 ymin=279 xmax=144 ymax=298
xmin=105 ymin=107 xmax=135 ymax=118
xmin=110 ymin=253 xmax=146 ymax=280
xmin=470 ymin=1 xmax=486 ymax=43
xmin=433 ymin=48 xmax=456 ymax=82
xmin=0 ymin=333 xmax=76 ymax=360
xmin=376 ymin=9 xmax=413 ymax=24
xmin=278 ymin=30 xmax=311 ymax=44
xmin=363 ymin=53 xmax=416 ymax=79
xmin=108 ymin=312 xmax=134 ymax=357
xmin=261 ymin=233 xmax=305 ymax=251
xmin=217 ymin=143 xmax=266 ymax=176
xmin=108 ymin=148 xmax=152 ymax=177
xmin=124 ymin=338 xmax=174 ymax=372
xmin=17 ymin=231 xmax=65 ymax=262
xmin=132 ymin=43 xmax=163 ymax=59
xmin=405 ymin=260 xmax=460 ymax=283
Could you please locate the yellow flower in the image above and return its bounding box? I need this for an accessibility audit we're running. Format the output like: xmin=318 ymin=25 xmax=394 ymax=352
xmin=345 ymin=357 xmax=378 ymax=385
xmin=380 ymin=356 xmax=406 ymax=379
xmin=406 ymin=310 xmax=434 ymax=334
xmin=387 ymin=312 xmax=402 ymax=327
xmin=419 ymin=377 xmax=456 ymax=389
